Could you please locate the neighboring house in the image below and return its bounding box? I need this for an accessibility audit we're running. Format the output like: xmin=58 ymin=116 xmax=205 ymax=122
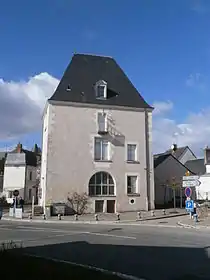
xmin=40 ymin=53 xmax=155 ymax=214
xmin=0 ymin=152 xmax=7 ymax=194
xmin=186 ymin=148 xmax=210 ymax=201
xmin=155 ymin=145 xmax=196 ymax=165
xmin=154 ymin=153 xmax=195 ymax=207
xmin=3 ymin=143 xmax=40 ymax=204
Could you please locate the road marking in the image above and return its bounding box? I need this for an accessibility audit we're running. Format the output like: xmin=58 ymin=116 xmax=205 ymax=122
xmin=25 ymin=253 xmax=145 ymax=280
xmin=85 ymin=232 xmax=136 ymax=239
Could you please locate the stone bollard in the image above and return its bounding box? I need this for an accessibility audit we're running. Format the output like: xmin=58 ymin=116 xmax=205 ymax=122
xmin=58 ymin=214 xmax=61 ymax=220
xmin=151 ymin=210 xmax=155 ymax=217
xmin=43 ymin=214 xmax=46 ymax=220
xmin=162 ymin=209 xmax=166 ymax=215
xmin=29 ymin=214 xmax=32 ymax=220
xmin=137 ymin=211 xmax=141 ymax=220
xmin=74 ymin=214 xmax=78 ymax=221
xmin=95 ymin=214 xmax=98 ymax=221
xmin=116 ymin=213 xmax=120 ymax=221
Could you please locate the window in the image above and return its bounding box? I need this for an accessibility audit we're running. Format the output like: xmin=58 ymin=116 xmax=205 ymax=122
xmin=89 ymin=172 xmax=115 ymax=196
xmin=97 ymin=85 xmax=106 ymax=98
xmin=98 ymin=112 xmax=108 ymax=133
xmin=127 ymin=175 xmax=138 ymax=194
xmin=94 ymin=138 xmax=110 ymax=161
xmin=29 ymin=171 xmax=32 ymax=181
xmin=8 ymin=191 xmax=13 ymax=198
xmin=127 ymin=144 xmax=137 ymax=162
xmin=95 ymin=80 xmax=107 ymax=99
xmin=29 ymin=189 xmax=32 ymax=200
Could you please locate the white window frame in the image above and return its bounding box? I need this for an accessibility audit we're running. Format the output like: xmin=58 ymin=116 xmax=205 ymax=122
xmin=125 ymin=142 xmax=139 ymax=162
xmin=125 ymin=173 xmax=139 ymax=195
xmin=94 ymin=137 xmax=110 ymax=161
xmin=127 ymin=143 xmax=137 ymax=162
xmin=88 ymin=172 xmax=115 ymax=196
xmin=95 ymin=80 xmax=107 ymax=99
xmin=97 ymin=112 xmax=108 ymax=133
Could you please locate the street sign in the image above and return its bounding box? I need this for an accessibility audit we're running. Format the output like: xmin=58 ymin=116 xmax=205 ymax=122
xmin=185 ymin=187 xmax=192 ymax=197
xmin=182 ymin=180 xmax=200 ymax=187
xmin=185 ymin=200 xmax=194 ymax=211
xmin=13 ymin=190 xmax=19 ymax=197
xmin=183 ymin=175 xmax=199 ymax=181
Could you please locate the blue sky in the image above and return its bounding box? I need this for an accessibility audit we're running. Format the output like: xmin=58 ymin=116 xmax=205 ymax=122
xmin=0 ymin=0 xmax=210 ymax=154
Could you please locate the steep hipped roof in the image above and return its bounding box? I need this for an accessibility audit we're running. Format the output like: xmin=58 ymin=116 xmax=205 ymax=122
xmin=154 ymin=154 xmax=171 ymax=168
xmin=49 ymin=54 xmax=152 ymax=109
xmin=154 ymin=153 xmax=195 ymax=175
xmin=185 ymin=159 xmax=205 ymax=175
xmin=155 ymin=146 xmax=196 ymax=161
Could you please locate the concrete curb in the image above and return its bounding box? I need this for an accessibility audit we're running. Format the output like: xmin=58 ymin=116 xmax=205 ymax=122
xmin=177 ymin=221 xmax=210 ymax=230
xmin=2 ymin=216 xmax=181 ymax=228
xmin=1 ymin=212 xmax=187 ymax=224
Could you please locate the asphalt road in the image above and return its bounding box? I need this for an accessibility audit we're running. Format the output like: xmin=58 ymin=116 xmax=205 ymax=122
xmin=0 ymin=221 xmax=210 ymax=280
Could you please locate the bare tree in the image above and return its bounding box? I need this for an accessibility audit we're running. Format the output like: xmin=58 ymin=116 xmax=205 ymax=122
xmin=67 ymin=192 xmax=89 ymax=214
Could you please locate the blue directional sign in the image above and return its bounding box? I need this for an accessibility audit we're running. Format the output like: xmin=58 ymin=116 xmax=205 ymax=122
xmin=185 ymin=200 xmax=194 ymax=211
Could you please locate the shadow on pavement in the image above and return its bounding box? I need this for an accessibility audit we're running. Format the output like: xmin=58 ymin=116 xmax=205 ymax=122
xmin=21 ymin=241 xmax=210 ymax=280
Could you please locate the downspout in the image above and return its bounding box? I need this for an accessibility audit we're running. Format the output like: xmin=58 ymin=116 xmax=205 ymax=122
xmin=144 ymin=109 xmax=151 ymax=210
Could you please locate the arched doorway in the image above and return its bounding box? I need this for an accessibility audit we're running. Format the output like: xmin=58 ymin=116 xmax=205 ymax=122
xmin=88 ymin=171 xmax=115 ymax=213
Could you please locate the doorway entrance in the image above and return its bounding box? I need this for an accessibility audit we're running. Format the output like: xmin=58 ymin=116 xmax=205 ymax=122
xmin=95 ymin=200 xmax=104 ymax=213
xmin=107 ymin=200 xmax=115 ymax=213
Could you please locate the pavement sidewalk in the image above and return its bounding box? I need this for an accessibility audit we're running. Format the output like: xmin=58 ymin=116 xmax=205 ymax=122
xmin=178 ymin=213 xmax=210 ymax=229
xmin=1 ymin=208 xmax=187 ymax=225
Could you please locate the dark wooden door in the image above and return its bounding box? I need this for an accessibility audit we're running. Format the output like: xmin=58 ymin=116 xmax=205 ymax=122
xmin=95 ymin=200 xmax=104 ymax=213
xmin=107 ymin=200 xmax=115 ymax=213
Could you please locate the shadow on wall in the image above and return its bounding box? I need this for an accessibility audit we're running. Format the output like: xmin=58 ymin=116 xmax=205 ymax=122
xmin=22 ymin=240 xmax=210 ymax=279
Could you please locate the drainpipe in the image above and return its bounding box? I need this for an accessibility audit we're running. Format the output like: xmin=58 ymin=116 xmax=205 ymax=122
xmin=144 ymin=109 xmax=152 ymax=210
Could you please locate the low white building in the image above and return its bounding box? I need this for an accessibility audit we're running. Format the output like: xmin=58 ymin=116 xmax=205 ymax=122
xmin=186 ymin=148 xmax=210 ymax=201
xmin=3 ymin=143 xmax=40 ymax=204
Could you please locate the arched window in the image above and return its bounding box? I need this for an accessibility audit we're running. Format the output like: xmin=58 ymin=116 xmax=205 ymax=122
xmin=89 ymin=172 xmax=115 ymax=196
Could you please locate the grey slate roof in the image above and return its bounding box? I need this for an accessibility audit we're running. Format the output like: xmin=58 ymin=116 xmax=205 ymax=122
xmin=154 ymin=154 xmax=171 ymax=168
xmin=5 ymin=153 xmax=26 ymax=166
xmin=185 ymin=159 xmax=206 ymax=175
xmin=155 ymin=146 xmax=196 ymax=161
xmin=5 ymin=150 xmax=37 ymax=167
xmin=0 ymin=152 xmax=6 ymax=160
xmin=49 ymin=54 xmax=152 ymax=109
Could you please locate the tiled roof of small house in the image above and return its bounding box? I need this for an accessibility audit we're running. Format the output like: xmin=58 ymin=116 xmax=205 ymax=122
xmin=185 ymin=158 xmax=206 ymax=176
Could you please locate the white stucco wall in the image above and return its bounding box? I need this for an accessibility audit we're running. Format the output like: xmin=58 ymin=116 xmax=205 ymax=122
xmin=39 ymin=104 xmax=50 ymax=208
xmin=196 ymin=174 xmax=210 ymax=200
xmin=41 ymin=101 xmax=154 ymax=212
xmin=3 ymin=166 xmax=25 ymax=190
xmin=3 ymin=165 xmax=26 ymax=203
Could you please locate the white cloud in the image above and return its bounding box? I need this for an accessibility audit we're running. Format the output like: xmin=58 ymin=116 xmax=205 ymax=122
xmin=153 ymin=107 xmax=210 ymax=156
xmin=152 ymin=101 xmax=173 ymax=116
xmin=0 ymin=73 xmax=59 ymax=140
xmin=0 ymin=75 xmax=209 ymax=157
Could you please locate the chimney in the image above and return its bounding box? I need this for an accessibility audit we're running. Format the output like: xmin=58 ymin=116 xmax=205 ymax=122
xmin=16 ymin=143 xmax=22 ymax=153
xmin=171 ymin=144 xmax=177 ymax=152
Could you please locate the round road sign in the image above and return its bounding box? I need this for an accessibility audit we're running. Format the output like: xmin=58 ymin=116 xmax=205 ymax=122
xmin=13 ymin=190 xmax=19 ymax=197
xmin=185 ymin=187 xmax=192 ymax=198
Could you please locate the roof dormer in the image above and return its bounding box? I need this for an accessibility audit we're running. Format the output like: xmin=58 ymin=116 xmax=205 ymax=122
xmin=95 ymin=80 xmax=107 ymax=99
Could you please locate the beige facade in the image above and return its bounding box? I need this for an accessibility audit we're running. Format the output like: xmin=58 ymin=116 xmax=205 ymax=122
xmin=40 ymin=101 xmax=154 ymax=213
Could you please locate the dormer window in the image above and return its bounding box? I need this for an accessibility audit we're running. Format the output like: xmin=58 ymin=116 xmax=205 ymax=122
xmin=95 ymin=80 xmax=107 ymax=99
